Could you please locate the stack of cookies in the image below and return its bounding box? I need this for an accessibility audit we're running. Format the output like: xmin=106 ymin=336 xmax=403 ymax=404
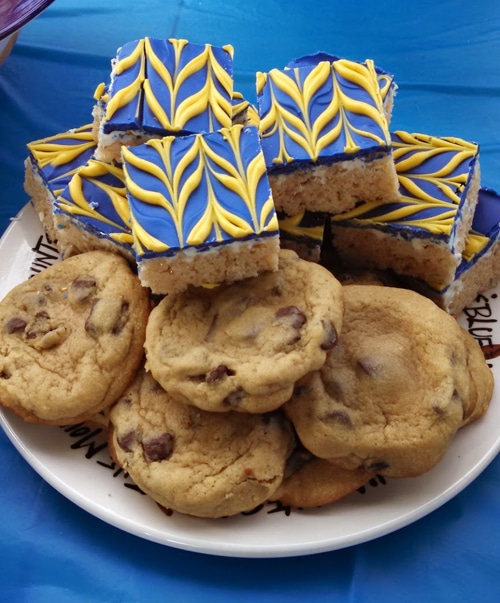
xmin=3 ymin=36 xmax=494 ymax=519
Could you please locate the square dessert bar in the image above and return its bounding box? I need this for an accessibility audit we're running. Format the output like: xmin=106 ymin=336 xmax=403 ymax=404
xmin=406 ymin=187 xmax=500 ymax=315
xmin=94 ymin=37 xmax=234 ymax=162
xmin=54 ymin=158 xmax=134 ymax=261
xmin=256 ymin=57 xmax=400 ymax=216
xmin=121 ymin=124 xmax=280 ymax=294
xmin=330 ymin=130 xmax=481 ymax=286
xmin=285 ymin=52 xmax=398 ymax=124
xmin=24 ymin=124 xmax=96 ymax=241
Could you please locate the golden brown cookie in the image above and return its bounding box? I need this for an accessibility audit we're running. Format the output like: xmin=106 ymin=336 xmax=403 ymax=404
xmin=108 ymin=368 xmax=295 ymax=518
xmin=459 ymin=329 xmax=494 ymax=426
xmin=0 ymin=251 xmax=150 ymax=424
xmin=269 ymin=446 xmax=374 ymax=508
xmin=144 ymin=249 xmax=344 ymax=413
xmin=285 ymin=285 xmax=491 ymax=478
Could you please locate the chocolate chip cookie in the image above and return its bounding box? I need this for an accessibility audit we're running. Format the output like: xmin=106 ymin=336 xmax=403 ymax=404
xmin=460 ymin=328 xmax=494 ymax=426
xmin=108 ymin=368 xmax=295 ymax=518
xmin=0 ymin=251 xmax=150 ymax=424
xmin=144 ymin=249 xmax=344 ymax=413
xmin=269 ymin=445 xmax=374 ymax=508
xmin=285 ymin=285 xmax=492 ymax=478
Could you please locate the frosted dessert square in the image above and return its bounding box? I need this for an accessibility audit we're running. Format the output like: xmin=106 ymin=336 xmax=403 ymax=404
xmin=121 ymin=125 xmax=279 ymax=294
xmin=256 ymin=57 xmax=399 ymax=216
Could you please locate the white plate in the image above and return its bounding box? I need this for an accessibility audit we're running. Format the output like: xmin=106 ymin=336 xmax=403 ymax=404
xmin=1 ymin=203 xmax=499 ymax=558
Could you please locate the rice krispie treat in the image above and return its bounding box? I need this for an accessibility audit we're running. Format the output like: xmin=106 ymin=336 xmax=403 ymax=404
xmin=256 ymin=57 xmax=399 ymax=216
xmin=330 ymin=130 xmax=481 ymax=287
xmin=285 ymin=52 xmax=398 ymax=123
xmin=121 ymin=125 xmax=280 ymax=294
xmin=402 ymin=187 xmax=500 ymax=315
xmin=93 ymin=37 xmax=234 ymax=162
xmin=54 ymin=158 xmax=134 ymax=261
xmin=24 ymin=124 xmax=96 ymax=240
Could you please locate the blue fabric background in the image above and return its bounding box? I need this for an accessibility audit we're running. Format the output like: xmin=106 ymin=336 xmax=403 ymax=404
xmin=1 ymin=1 xmax=499 ymax=601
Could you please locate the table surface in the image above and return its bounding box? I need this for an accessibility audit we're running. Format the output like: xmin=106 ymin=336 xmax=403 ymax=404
xmin=1 ymin=1 xmax=500 ymax=601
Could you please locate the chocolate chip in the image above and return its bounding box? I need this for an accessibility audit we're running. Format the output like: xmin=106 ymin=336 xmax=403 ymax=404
xmin=284 ymin=447 xmax=314 ymax=478
xmin=293 ymin=384 xmax=310 ymax=397
xmin=112 ymin=301 xmax=130 ymax=334
xmin=275 ymin=306 xmax=307 ymax=329
xmin=223 ymin=388 xmax=244 ymax=407
xmin=117 ymin=430 xmax=136 ymax=452
xmin=5 ymin=317 xmax=27 ymax=334
xmin=85 ymin=298 xmax=130 ymax=336
xmin=206 ymin=364 xmax=234 ymax=383
xmin=326 ymin=409 xmax=353 ymax=428
xmin=70 ymin=277 xmax=97 ymax=303
xmin=320 ymin=320 xmax=337 ymax=350
xmin=357 ymin=358 xmax=378 ymax=376
xmin=143 ymin=433 xmax=174 ymax=462
xmin=0 ymin=370 xmax=11 ymax=379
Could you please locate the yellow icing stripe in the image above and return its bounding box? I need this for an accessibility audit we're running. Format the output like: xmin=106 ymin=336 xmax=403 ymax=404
xmin=105 ymin=39 xmax=146 ymax=121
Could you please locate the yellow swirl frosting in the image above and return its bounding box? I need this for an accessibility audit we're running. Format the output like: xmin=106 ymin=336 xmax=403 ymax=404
xmin=331 ymin=131 xmax=480 ymax=238
xmin=121 ymin=125 xmax=278 ymax=257
xmin=27 ymin=124 xmax=96 ymax=197
xmin=256 ymin=58 xmax=391 ymax=167
xmin=101 ymin=37 xmax=234 ymax=136
xmin=56 ymin=159 xmax=133 ymax=247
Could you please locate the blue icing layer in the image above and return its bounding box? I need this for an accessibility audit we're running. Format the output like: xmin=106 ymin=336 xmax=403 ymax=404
xmin=257 ymin=59 xmax=391 ymax=169
xmin=55 ymin=159 xmax=133 ymax=250
xmin=28 ymin=124 xmax=96 ymax=197
xmin=104 ymin=39 xmax=145 ymax=133
xmin=103 ymin=37 xmax=233 ymax=137
xmin=122 ymin=125 xmax=278 ymax=258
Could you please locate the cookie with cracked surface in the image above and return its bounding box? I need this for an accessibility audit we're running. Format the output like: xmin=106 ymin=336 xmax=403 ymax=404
xmin=144 ymin=249 xmax=344 ymax=414
xmin=285 ymin=285 xmax=491 ymax=478
xmin=108 ymin=368 xmax=295 ymax=518
xmin=269 ymin=445 xmax=374 ymax=508
xmin=0 ymin=251 xmax=150 ymax=424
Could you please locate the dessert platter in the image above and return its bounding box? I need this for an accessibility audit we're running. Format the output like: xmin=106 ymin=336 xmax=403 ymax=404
xmin=0 ymin=207 xmax=498 ymax=557
xmin=1 ymin=37 xmax=499 ymax=558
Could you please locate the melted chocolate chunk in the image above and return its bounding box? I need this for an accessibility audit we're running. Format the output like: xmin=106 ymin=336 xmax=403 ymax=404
xmin=5 ymin=317 xmax=27 ymax=334
xmin=284 ymin=447 xmax=315 ymax=478
xmin=117 ymin=430 xmax=136 ymax=452
xmin=357 ymin=358 xmax=378 ymax=377
xmin=143 ymin=433 xmax=174 ymax=462
xmin=70 ymin=277 xmax=97 ymax=303
xmin=223 ymin=388 xmax=245 ymax=407
xmin=320 ymin=320 xmax=338 ymax=350
xmin=206 ymin=364 xmax=234 ymax=383
xmin=275 ymin=306 xmax=307 ymax=329
xmin=85 ymin=298 xmax=130 ymax=336
xmin=326 ymin=409 xmax=353 ymax=428
xmin=112 ymin=301 xmax=130 ymax=334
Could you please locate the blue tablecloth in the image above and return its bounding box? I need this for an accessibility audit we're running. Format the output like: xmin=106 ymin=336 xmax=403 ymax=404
xmin=1 ymin=1 xmax=500 ymax=600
